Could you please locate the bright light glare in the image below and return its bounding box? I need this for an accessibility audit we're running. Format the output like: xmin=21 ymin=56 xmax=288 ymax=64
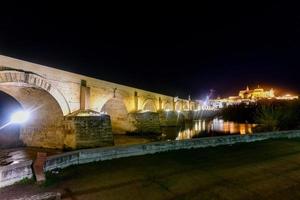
xmin=10 ymin=110 xmax=30 ymax=124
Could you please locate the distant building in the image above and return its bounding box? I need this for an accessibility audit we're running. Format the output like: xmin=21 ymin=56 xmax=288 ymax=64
xmin=208 ymin=85 xmax=298 ymax=109
xmin=276 ymin=94 xmax=299 ymax=100
xmin=238 ymin=86 xmax=275 ymax=100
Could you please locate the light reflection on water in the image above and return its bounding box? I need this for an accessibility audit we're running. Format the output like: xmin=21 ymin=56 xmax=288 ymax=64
xmin=162 ymin=118 xmax=256 ymax=140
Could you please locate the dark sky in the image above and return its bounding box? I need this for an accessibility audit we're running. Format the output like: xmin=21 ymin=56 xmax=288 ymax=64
xmin=0 ymin=2 xmax=299 ymax=100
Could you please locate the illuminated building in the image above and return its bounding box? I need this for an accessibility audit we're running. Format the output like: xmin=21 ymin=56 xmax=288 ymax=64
xmin=208 ymin=85 xmax=299 ymax=109
xmin=276 ymin=94 xmax=299 ymax=100
xmin=238 ymin=86 xmax=275 ymax=100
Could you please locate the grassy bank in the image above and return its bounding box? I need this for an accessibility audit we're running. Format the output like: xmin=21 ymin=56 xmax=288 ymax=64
xmin=2 ymin=138 xmax=300 ymax=199
xmin=220 ymin=99 xmax=300 ymax=131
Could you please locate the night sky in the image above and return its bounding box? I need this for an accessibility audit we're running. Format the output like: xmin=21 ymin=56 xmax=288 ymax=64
xmin=0 ymin=2 xmax=299 ymax=100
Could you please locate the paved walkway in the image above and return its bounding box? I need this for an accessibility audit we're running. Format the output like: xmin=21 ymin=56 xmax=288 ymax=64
xmin=2 ymin=138 xmax=300 ymax=199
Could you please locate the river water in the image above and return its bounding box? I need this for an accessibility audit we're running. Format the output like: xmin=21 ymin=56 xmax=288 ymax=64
xmin=161 ymin=118 xmax=256 ymax=140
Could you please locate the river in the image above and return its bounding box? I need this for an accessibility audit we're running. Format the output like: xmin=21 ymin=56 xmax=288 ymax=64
xmin=161 ymin=118 xmax=256 ymax=140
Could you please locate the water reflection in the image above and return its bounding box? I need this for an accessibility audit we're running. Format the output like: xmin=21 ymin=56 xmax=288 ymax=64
xmin=162 ymin=118 xmax=256 ymax=140
xmin=209 ymin=118 xmax=255 ymax=135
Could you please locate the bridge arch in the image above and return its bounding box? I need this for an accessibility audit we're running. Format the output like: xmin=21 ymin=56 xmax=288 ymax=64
xmin=0 ymin=70 xmax=70 ymax=115
xmin=183 ymin=102 xmax=189 ymax=111
xmin=175 ymin=101 xmax=182 ymax=111
xmin=0 ymin=70 xmax=66 ymax=148
xmin=163 ymin=101 xmax=172 ymax=111
xmin=190 ymin=102 xmax=196 ymax=110
xmin=142 ymin=98 xmax=157 ymax=112
xmin=101 ymin=97 xmax=133 ymax=134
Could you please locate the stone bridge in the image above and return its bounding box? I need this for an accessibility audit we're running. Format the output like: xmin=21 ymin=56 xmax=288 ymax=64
xmin=0 ymin=55 xmax=201 ymax=149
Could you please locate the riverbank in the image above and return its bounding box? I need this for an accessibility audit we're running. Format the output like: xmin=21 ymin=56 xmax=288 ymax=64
xmin=0 ymin=135 xmax=153 ymax=167
xmin=2 ymin=138 xmax=300 ymax=199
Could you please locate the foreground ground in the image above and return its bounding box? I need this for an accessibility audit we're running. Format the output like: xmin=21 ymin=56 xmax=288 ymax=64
xmin=2 ymin=138 xmax=300 ymax=199
xmin=0 ymin=135 xmax=152 ymax=167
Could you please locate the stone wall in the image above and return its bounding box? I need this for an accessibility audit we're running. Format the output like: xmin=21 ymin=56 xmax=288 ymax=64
xmin=128 ymin=112 xmax=161 ymax=133
xmin=158 ymin=111 xmax=185 ymax=126
xmin=127 ymin=110 xmax=217 ymax=134
xmin=45 ymin=130 xmax=300 ymax=171
xmin=63 ymin=114 xmax=114 ymax=149
xmin=0 ymin=160 xmax=33 ymax=188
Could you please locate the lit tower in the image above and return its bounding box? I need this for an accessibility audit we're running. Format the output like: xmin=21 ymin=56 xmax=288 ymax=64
xmin=269 ymin=88 xmax=275 ymax=98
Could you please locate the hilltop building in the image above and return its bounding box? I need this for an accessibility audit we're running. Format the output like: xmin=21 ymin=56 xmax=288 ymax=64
xmin=238 ymin=86 xmax=275 ymax=100
xmin=208 ymin=86 xmax=298 ymax=109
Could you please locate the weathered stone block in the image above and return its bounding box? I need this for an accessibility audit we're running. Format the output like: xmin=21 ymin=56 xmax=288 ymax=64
xmin=0 ymin=160 xmax=33 ymax=188
xmin=158 ymin=111 xmax=185 ymax=126
xmin=64 ymin=111 xmax=114 ymax=149
xmin=128 ymin=112 xmax=161 ymax=133
xmin=33 ymin=152 xmax=47 ymax=183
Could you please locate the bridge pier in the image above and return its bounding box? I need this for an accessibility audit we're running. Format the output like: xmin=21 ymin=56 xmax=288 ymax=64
xmin=63 ymin=110 xmax=114 ymax=149
xmin=80 ymin=80 xmax=90 ymax=110
xmin=128 ymin=112 xmax=161 ymax=134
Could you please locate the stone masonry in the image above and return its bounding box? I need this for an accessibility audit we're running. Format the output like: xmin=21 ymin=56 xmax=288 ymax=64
xmin=0 ymin=55 xmax=200 ymax=148
xmin=63 ymin=110 xmax=114 ymax=149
